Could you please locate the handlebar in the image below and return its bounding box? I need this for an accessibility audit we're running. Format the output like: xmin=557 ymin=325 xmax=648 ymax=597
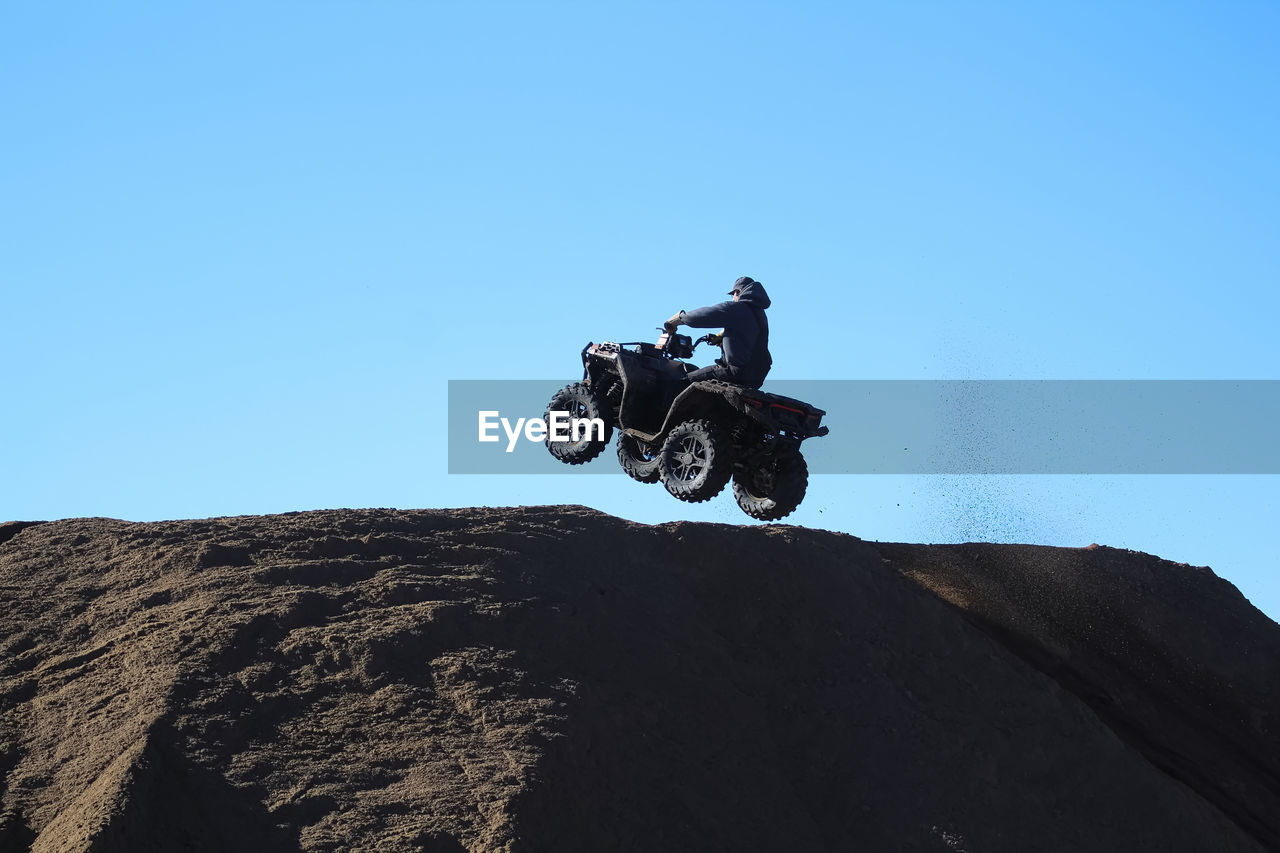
xmin=653 ymin=329 xmax=693 ymax=359
xmin=654 ymin=331 xmax=725 ymax=361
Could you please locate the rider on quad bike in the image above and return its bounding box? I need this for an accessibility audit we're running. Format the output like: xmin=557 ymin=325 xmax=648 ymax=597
xmin=665 ymin=276 xmax=772 ymax=389
xmin=544 ymin=275 xmax=827 ymax=521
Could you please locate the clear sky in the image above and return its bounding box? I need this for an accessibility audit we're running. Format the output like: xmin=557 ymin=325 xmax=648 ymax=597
xmin=3 ymin=3 xmax=1277 ymax=618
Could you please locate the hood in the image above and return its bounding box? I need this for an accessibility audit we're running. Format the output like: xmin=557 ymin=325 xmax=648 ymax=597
xmin=735 ymin=279 xmax=771 ymax=309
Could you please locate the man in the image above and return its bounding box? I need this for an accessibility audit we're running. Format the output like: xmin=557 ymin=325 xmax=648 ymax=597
xmin=665 ymin=276 xmax=773 ymax=388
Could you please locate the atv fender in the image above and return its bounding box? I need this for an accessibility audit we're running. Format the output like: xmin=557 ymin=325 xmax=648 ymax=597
xmin=623 ymin=381 xmax=741 ymax=444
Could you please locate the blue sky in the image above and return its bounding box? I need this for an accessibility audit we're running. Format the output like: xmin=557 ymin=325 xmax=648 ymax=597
xmin=3 ymin=2 xmax=1277 ymax=617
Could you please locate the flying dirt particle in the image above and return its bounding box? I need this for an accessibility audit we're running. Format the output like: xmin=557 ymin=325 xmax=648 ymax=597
xmin=931 ymin=825 xmax=971 ymax=852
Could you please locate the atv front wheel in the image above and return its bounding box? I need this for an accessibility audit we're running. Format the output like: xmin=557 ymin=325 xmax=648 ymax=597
xmin=732 ymin=451 xmax=808 ymax=521
xmin=658 ymin=419 xmax=733 ymax=502
xmin=544 ymin=382 xmax=613 ymax=465
xmin=617 ymin=434 xmax=661 ymax=484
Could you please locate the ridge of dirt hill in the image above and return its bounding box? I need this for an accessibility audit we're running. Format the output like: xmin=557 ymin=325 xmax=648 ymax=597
xmin=0 ymin=506 xmax=1276 ymax=852
xmin=880 ymin=540 xmax=1280 ymax=851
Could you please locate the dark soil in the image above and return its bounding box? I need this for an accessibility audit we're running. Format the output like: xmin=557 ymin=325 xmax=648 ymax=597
xmin=1 ymin=506 xmax=1276 ymax=852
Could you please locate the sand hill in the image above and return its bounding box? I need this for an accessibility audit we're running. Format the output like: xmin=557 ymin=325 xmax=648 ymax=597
xmin=1 ymin=507 xmax=1276 ymax=852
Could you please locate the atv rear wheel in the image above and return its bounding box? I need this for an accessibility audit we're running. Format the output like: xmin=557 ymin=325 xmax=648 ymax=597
xmin=732 ymin=451 xmax=808 ymax=521
xmin=544 ymin=382 xmax=613 ymax=465
xmin=658 ymin=419 xmax=733 ymax=502
xmin=617 ymin=434 xmax=661 ymax=484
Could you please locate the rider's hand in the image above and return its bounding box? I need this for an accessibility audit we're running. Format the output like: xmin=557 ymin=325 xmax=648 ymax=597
xmin=664 ymin=312 xmax=684 ymax=332
xmin=707 ymin=331 xmax=723 ymax=346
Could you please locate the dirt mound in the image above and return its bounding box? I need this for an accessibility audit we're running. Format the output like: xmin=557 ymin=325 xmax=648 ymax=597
xmin=1 ymin=507 xmax=1276 ymax=852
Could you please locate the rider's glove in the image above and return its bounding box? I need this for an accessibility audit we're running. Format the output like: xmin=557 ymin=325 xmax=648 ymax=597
xmin=664 ymin=311 xmax=684 ymax=332
xmin=707 ymin=331 xmax=723 ymax=346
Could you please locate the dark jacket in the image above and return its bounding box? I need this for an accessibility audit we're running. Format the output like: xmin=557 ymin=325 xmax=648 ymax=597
xmin=679 ymin=280 xmax=772 ymax=386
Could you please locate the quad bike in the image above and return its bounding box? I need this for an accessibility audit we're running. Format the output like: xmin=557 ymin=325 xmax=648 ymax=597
xmin=543 ymin=327 xmax=828 ymax=521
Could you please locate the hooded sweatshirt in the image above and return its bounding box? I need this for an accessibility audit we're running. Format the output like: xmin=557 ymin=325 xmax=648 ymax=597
xmin=678 ymin=279 xmax=772 ymax=385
